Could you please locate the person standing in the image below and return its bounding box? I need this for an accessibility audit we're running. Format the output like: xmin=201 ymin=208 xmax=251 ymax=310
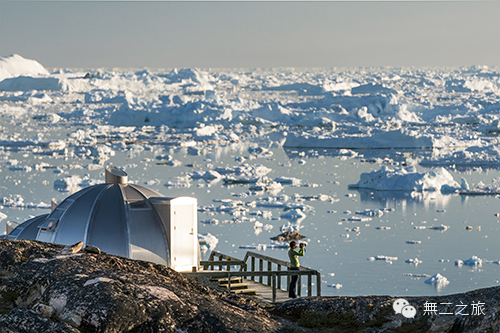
xmin=288 ymin=241 xmax=306 ymax=298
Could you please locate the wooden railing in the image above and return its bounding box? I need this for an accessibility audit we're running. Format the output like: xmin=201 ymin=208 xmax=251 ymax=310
xmin=241 ymin=251 xmax=321 ymax=300
xmin=200 ymin=250 xmax=247 ymax=271
xmin=183 ymin=250 xmax=321 ymax=303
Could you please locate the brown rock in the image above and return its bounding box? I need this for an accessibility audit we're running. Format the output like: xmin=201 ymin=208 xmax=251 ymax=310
xmin=270 ymin=231 xmax=305 ymax=242
xmin=34 ymin=303 xmax=55 ymax=318
xmin=83 ymin=245 xmax=101 ymax=255
xmin=60 ymin=242 xmax=83 ymax=255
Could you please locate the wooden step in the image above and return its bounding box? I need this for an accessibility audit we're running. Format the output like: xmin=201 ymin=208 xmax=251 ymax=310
xmin=215 ymin=277 xmax=242 ymax=284
xmin=225 ymin=283 xmax=250 ymax=290
xmin=232 ymin=289 xmax=257 ymax=295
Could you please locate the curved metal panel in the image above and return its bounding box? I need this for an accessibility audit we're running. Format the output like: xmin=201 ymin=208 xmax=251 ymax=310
xmin=52 ymin=184 xmax=109 ymax=246
xmin=127 ymin=208 xmax=168 ymax=265
xmin=60 ymin=184 xmax=98 ymax=204
xmin=5 ymin=214 xmax=49 ymax=240
xmin=86 ymin=185 xmax=129 ymax=257
xmin=129 ymin=184 xmax=163 ymax=198
xmin=122 ymin=185 xmax=147 ymax=202
xmin=119 ymin=185 xmax=167 ymax=265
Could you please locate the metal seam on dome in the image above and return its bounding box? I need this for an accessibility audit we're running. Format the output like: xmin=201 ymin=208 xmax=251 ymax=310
xmin=118 ymin=184 xmax=131 ymax=259
xmin=130 ymin=185 xmax=171 ymax=265
xmin=82 ymin=184 xmax=111 ymax=248
xmin=51 ymin=186 xmax=94 ymax=243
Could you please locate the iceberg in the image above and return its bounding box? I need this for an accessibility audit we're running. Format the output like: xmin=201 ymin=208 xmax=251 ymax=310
xmin=349 ymin=166 xmax=460 ymax=193
xmin=198 ymin=233 xmax=219 ymax=253
xmin=424 ymin=273 xmax=449 ymax=285
xmin=280 ymin=209 xmax=306 ymax=220
xmin=455 ymin=255 xmax=482 ymax=266
xmin=0 ymin=54 xmax=49 ymax=81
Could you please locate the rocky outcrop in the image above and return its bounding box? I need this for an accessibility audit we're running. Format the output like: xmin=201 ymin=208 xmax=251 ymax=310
xmin=0 ymin=240 xmax=280 ymax=333
xmin=2 ymin=239 xmax=500 ymax=333
xmin=271 ymin=292 xmax=500 ymax=332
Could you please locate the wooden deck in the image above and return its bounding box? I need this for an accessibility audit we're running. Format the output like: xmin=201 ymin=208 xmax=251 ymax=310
xmin=242 ymin=278 xmax=291 ymax=303
xmin=185 ymin=250 xmax=321 ymax=304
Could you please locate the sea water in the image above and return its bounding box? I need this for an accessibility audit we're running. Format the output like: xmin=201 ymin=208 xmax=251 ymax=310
xmin=2 ymin=143 xmax=500 ymax=297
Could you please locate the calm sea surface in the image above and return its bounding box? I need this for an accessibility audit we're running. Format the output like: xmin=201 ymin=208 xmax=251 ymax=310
xmin=2 ymin=143 xmax=500 ymax=297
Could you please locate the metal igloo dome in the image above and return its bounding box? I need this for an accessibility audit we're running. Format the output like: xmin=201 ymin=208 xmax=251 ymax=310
xmin=5 ymin=167 xmax=199 ymax=272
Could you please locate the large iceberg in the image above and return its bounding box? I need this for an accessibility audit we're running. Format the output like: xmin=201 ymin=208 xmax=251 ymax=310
xmin=0 ymin=54 xmax=49 ymax=82
xmin=349 ymin=166 xmax=460 ymax=193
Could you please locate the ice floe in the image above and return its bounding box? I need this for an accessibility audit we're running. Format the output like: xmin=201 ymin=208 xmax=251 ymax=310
xmin=327 ymin=284 xmax=343 ymax=289
xmin=274 ymin=176 xmax=301 ymax=185
xmin=376 ymin=226 xmax=391 ymax=230
xmin=198 ymin=233 xmax=219 ymax=253
xmin=455 ymin=255 xmax=482 ymax=266
xmin=459 ymin=179 xmax=500 ymax=195
xmin=189 ymin=170 xmax=222 ymax=180
xmin=355 ymin=209 xmax=384 ymax=217
xmin=405 ymin=258 xmax=423 ymax=264
xmin=404 ymin=273 xmax=430 ymax=278
xmin=239 ymin=242 xmax=289 ymax=250
xmin=200 ymin=219 xmax=219 ymax=225
xmin=345 ymin=216 xmax=372 ymax=222
xmin=280 ymin=209 xmax=306 ymax=220
xmin=280 ymin=222 xmax=301 ymax=233
xmin=427 ymin=224 xmax=450 ymax=231
xmin=215 ymin=164 xmax=272 ymax=178
xmin=367 ymin=255 xmax=398 ymax=263
xmin=54 ymin=175 xmax=100 ymax=193
xmin=2 ymin=194 xmax=50 ymax=209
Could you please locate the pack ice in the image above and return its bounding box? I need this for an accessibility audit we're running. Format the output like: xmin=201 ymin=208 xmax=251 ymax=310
xmin=1 ymin=54 xmax=499 ymax=162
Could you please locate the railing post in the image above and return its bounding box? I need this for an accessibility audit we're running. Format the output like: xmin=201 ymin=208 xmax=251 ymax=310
xmin=243 ymin=259 xmax=247 ymax=280
xmin=316 ymin=272 xmax=321 ymax=297
xmin=219 ymin=256 xmax=223 ymax=271
xmin=286 ymin=268 xmax=290 ymax=293
xmin=251 ymin=257 xmax=255 ymax=281
xmin=267 ymin=261 xmax=272 ymax=286
xmin=307 ymin=273 xmax=312 ymax=297
xmin=227 ymin=272 xmax=231 ymax=292
xmin=272 ymin=273 xmax=276 ymax=303
xmin=297 ymin=273 xmax=301 ymax=297
xmin=259 ymin=259 xmax=263 ymax=284
xmin=277 ymin=265 xmax=281 ymax=290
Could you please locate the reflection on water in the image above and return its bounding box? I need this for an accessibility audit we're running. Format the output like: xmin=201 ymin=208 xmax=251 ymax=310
xmin=354 ymin=188 xmax=454 ymax=212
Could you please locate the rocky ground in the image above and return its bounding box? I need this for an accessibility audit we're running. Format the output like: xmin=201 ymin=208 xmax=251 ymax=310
xmin=1 ymin=239 xmax=499 ymax=333
xmin=0 ymin=240 xmax=279 ymax=333
xmin=271 ymin=292 xmax=500 ymax=333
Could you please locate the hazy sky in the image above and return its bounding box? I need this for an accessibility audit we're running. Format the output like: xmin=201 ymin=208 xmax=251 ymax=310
xmin=0 ymin=1 xmax=499 ymax=69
